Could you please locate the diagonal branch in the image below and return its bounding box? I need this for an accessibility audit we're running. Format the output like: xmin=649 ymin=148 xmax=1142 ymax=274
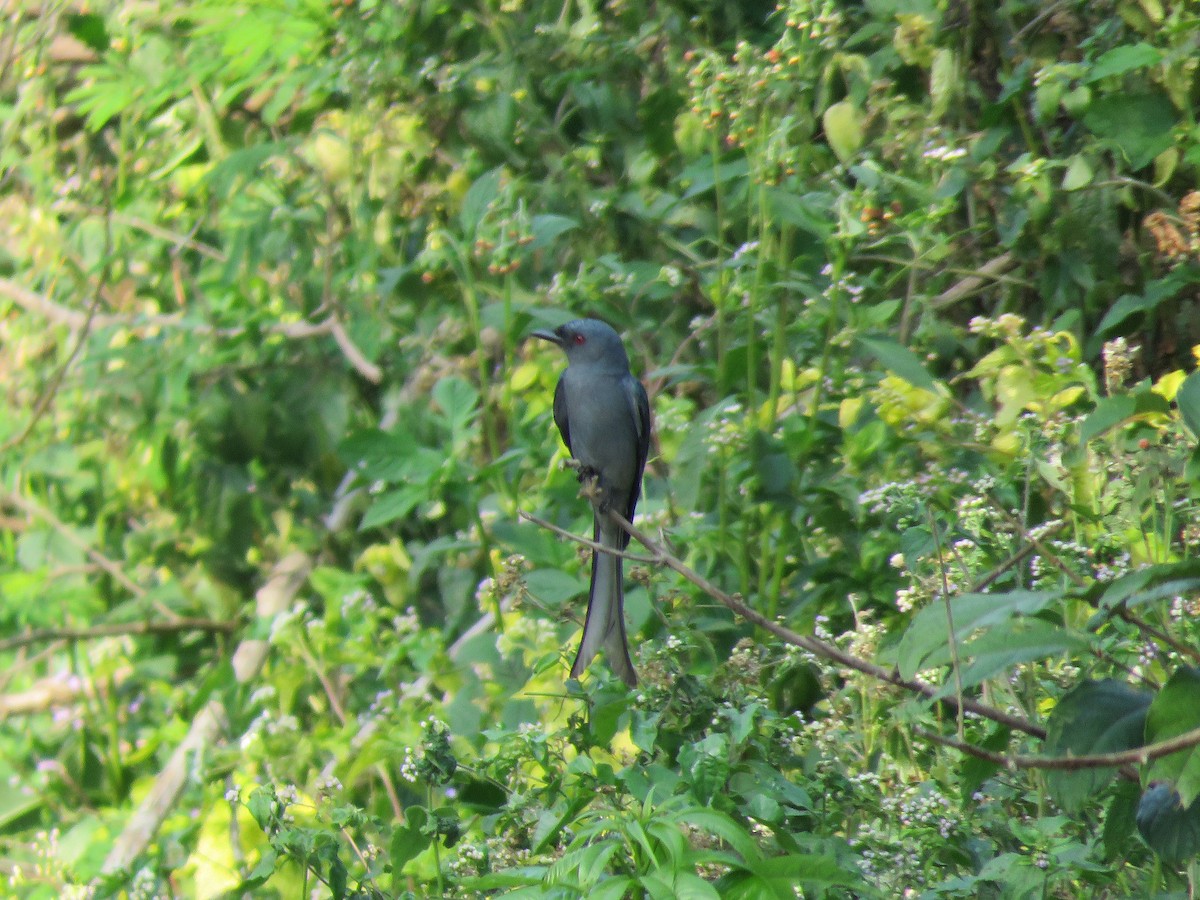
xmin=522 ymin=507 xmax=1046 ymax=739
xmin=914 ymin=724 xmax=1200 ymax=775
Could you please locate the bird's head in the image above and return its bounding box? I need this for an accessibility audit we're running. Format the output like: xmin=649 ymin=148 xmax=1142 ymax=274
xmin=530 ymin=318 xmax=630 ymax=370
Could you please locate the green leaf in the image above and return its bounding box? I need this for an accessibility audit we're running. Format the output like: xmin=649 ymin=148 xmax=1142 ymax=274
xmin=1177 ymin=370 xmax=1200 ymax=438
xmin=530 ymin=214 xmax=579 ymax=249
xmin=1146 ymin=668 xmax=1200 ymax=807
xmin=717 ymin=854 xmax=868 ymax=899
xmin=680 ymin=158 xmax=749 ymax=198
xmin=246 ymin=787 xmax=276 ymax=831
xmin=525 ymin=569 xmax=585 ymax=607
xmin=589 ymin=877 xmax=637 ymax=900
xmin=677 ymin=809 xmax=762 ymax=865
xmin=1086 ymin=43 xmax=1163 ymax=82
xmin=1097 ymin=271 xmax=1190 ymax=334
xmin=66 ymin=13 xmax=109 ymax=52
xmin=242 ymin=848 xmax=278 ymax=888
xmin=390 ymin=806 xmax=432 ymax=869
xmin=765 ymin=188 xmax=834 ymax=238
xmin=640 ymin=872 xmax=682 ymax=900
xmin=431 ymin=376 xmax=480 ymax=440
xmin=1078 ymin=395 xmax=1136 ymax=444
xmin=1061 ymin=154 xmax=1093 ymax=191
xmin=0 ymin=787 xmax=43 ymax=829
xmin=1094 ymin=560 xmax=1200 ymax=611
xmin=1044 ymin=680 xmax=1152 ymax=812
xmin=1137 ymin=782 xmax=1200 ymax=864
xmin=894 ymin=590 xmax=1062 ymax=680
xmin=680 ymin=735 xmax=731 ymax=806
xmin=960 ymin=726 xmax=1011 ymax=801
xmin=1082 ymin=92 xmax=1176 ymax=169
xmin=931 ymin=620 xmax=1089 ymax=698
xmin=579 ymin=841 xmax=621 ymax=885
xmin=930 ymin=48 xmax=956 ymax=118
xmin=1104 ymin=780 xmax=1142 ymax=860
xmin=663 ymin=871 xmax=721 ymax=900
xmin=460 ymin=168 xmax=503 ymax=233
xmin=823 ymin=100 xmax=863 ymax=163
xmin=359 ymin=484 xmax=425 ymax=530
xmin=857 ymin=335 xmax=943 ymax=394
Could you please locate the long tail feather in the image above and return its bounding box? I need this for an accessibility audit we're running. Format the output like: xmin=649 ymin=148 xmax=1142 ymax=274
xmin=570 ymin=514 xmax=637 ymax=687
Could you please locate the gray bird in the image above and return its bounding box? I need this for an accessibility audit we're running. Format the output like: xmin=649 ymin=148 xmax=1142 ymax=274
xmin=530 ymin=318 xmax=650 ymax=687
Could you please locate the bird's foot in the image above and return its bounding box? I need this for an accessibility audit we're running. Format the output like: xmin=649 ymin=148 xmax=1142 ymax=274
xmin=564 ymin=460 xmax=607 ymax=508
xmin=579 ymin=472 xmax=605 ymax=508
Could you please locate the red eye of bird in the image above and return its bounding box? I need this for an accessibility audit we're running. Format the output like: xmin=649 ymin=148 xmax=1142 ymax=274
xmin=573 ymin=334 xmax=586 ymax=345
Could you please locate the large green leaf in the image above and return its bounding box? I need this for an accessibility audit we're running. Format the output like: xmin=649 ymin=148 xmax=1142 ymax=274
xmin=1044 ymin=680 xmax=1152 ymax=812
xmin=1177 ymin=370 xmax=1200 ymax=439
xmin=930 ymin=620 xmax=1089 ymax=699
xmin=1146 ymin=668 xmax=1200 ymax=808
xmin=1091 ymin=560 xmax=1200 ymax=612
xmin=1137 ymin=782 xmax=1200 ymax=864
xmin=716 ymin=854 xmax=871 ymax=899
xmin=857 ymin=335 xmax=944 ymax=394
xmin=894 ymin=590 xmax=1062 ymax=680
xmin=1082 ymin=92 xmax=1177 ymax=169
xmin=1085 ymin=43 xmax=1163 ymax=82
xmin=1097 ymin=270 xmax=1191 ymax=334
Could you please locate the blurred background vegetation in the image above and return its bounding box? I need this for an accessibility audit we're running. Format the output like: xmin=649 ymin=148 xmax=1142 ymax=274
xmin=4 ymin=0 xmax=1200 ymax=896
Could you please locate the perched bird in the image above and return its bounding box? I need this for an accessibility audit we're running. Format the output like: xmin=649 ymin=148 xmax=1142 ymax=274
xmin=530 ymin=318 xmax=650 ymax=687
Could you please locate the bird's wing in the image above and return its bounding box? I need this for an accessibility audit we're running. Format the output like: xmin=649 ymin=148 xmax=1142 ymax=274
xmin=623 ymin=375 xmax=651 ymax=522
xmin=552 ymin=375 xmax=572 ymax=454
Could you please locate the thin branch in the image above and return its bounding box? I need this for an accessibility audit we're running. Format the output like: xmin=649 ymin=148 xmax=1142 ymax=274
xmin=0 ymin=488 xmax=147 ymax=601
xmin=330 ymin=319 xmax=383 ymax=384
xmin=519 ymin=511 xmax=659 ymax=564
xmin=914 ymin=723 xmax=1200 ymax=774
xmin=0 ymin=618 xmax=237 ymax=653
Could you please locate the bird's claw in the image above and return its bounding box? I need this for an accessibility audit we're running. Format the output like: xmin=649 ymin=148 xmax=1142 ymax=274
xmin=564 ymin=460 xmax=607 ymax=509
xmin=579 ymin=472 xmax=604 ymax=505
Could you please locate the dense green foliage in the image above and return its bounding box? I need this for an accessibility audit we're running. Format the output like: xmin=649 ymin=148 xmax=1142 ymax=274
xmin=5 ymin=0 xmax=1200 ymax=896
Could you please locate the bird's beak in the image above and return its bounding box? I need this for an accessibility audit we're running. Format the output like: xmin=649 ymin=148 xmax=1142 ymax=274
xmin=529 ymin=328 xmax=562 ymax=346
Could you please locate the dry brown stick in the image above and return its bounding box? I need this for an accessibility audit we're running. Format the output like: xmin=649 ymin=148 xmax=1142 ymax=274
xmin=0 ymin=619 xmax=237 ymax=653
xmin=519 ymin=510 xmax=659 ymax=564
xmin=914 ymin=723 xmax=1200 ymax=775
xmin=101 ymin=553 xmax=311 ymax=876
xmin=929 ymin=252 xmax=1017 ymax=309
xmin=0 ymin=277 xmax=382 ymax=383
xmin=0 ymin=666 xmax=133 ymax=717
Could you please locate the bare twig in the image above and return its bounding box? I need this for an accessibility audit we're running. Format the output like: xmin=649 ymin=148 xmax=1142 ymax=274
xmin=329 ymin=319 xmax=383 ymax=384
xmin=914 ymin=723 xmax=1200 ymax=775
xmin=0 ymin=488 xmax=148 ymax=601
xmin=0 ymin=277 xmax=383 ymax=383
xmin=519 ymin=511 xmax=659 ymax=564
xmin=0 ymin=618 xmax=237 ymax=653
